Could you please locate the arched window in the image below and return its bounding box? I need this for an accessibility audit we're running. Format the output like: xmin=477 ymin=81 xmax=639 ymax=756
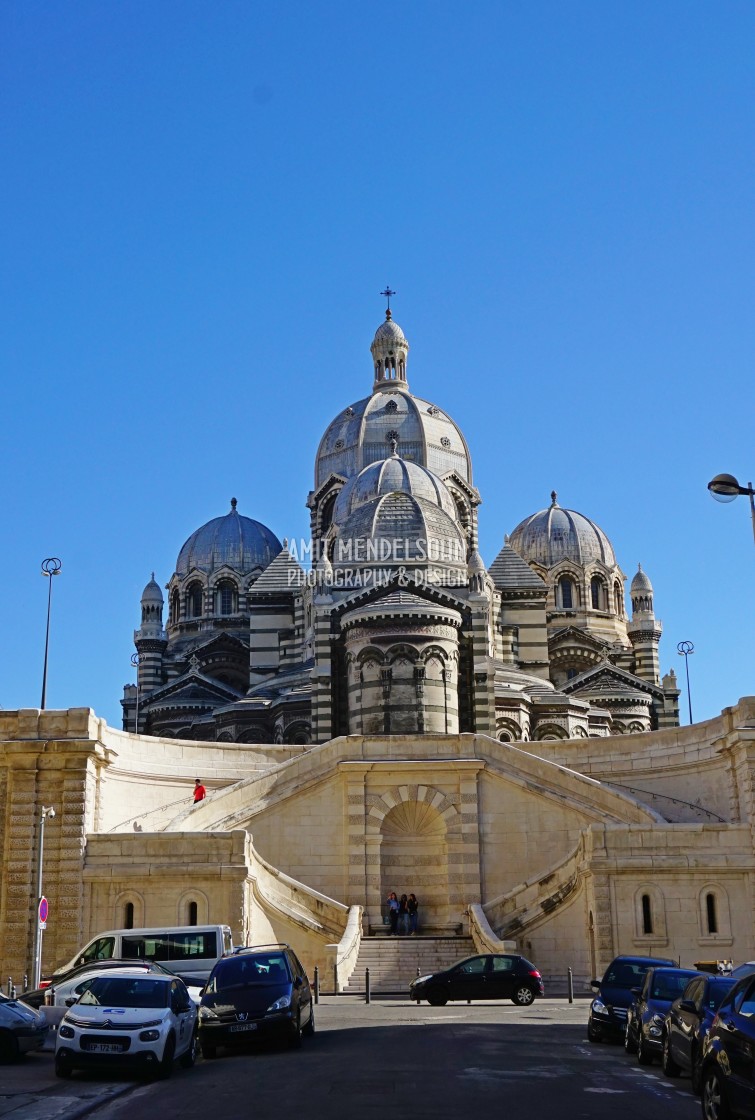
xmin=614 ymin=583 xmax=623 ymax=616
xmin=170 ymin=590 xmax=180 ymax=624
xmin=641 ymin=893 xmax=653 ymax=934
xmin=216 ymin=580 xmax=235 ymax=616
xmin=706 ymin=893 xmax=718 ymax=935
xmin=591 ymin=576 xmax=604 ymax=610
xmin=558 ymin=577 xmax=574 ymax=609
xmin=187 ymin=900 xmax=198 ymax=926
xmin=188 ymin=583 xmax=203 ymax=618
xmin=124 ymin=901 xmax=134 ymax=930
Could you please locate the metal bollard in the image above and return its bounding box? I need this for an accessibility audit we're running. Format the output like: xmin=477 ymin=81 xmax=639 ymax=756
xmin=365 ymin=967 xmax=371 ymax=1004
xmin=10 ymin=985 xmax=16 ymax=1000
xmin=6 ymin=977 xmax=11 ymax=997
xmin=313 ymin=966 xmax=319 ymax=1005
xmin=334 ymin=963 xmax=338 ymax=996
xmin=23 ymin=975 xmax=28 ymax=992
xmin=416 ymin=966 xmax=421 ymax=977
xmin=567 ymin=967 xmax=574 ymax=1004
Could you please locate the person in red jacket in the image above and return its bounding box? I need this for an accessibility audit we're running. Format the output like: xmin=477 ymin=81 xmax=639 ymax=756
xmin=193 ymin=779 xmax=206 ymax=803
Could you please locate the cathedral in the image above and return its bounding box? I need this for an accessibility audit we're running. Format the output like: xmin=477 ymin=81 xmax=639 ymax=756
xmin=122 ymin=306 xmax=680 ymax=744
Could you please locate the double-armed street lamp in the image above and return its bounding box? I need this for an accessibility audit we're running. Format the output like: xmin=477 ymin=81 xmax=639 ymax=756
xmin=131 ymin=652 xmax=140 ymax=733
xmin=40 ymin=558 xmax=62 ymax=709
xmin=677 ymin=641 xmax=695 ymax=725
xmin=708 ymin=474 xmax=755 ymax=546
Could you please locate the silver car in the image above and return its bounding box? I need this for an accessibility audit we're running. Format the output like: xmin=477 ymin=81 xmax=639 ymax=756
xmin=0 ymin=992 xmax=48 ymax=1061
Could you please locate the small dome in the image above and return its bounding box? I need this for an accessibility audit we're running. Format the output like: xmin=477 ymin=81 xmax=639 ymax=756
xmin=509 ymin=492 xmax=616 ymax=569
xmin=631 ymin=564 xmax=653 ymax=594
xmin=176 ymin=499 xmax=282 ymax=578
xmin=141 ymin=573 xmax=163 ymax=604
xmin=371 ymin=315 xmax=407 ymax=349
xmin=333 ymin=453 xmax=458 ymax=525
xmin=332 ymin=491 xmax=466 ymax=574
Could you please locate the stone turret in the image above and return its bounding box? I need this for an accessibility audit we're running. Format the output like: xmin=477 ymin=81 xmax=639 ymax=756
xmin=627 ymin=564 xmax=662 ymax=685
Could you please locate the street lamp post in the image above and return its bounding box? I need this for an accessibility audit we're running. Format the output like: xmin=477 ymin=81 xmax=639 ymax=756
xmin=131 ymin=652 xmax=140 ymax=733
xmin=708 ymin=474 xmax=755 ymax=546
xmin=32 ymin=806 xmax=55 ymax=989
xmin=677 ymin=640 xmax=695 ymax=725
xmin=40 ymin=558 xmax=62 ymax=709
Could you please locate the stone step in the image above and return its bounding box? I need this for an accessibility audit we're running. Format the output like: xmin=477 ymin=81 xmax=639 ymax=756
xmin=345 ymin=936 xmax=475 ymax=993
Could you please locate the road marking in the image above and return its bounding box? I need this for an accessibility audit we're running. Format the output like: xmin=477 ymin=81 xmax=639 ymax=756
xmin=584 ymin=1088 xmax=627 ymax=1094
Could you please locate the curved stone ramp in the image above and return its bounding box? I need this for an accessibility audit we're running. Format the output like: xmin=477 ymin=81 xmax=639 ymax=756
xmin=164 ymin=733 xmax=664 ymax=834
xmin=482 ymin=837 xmax=586 ymax=941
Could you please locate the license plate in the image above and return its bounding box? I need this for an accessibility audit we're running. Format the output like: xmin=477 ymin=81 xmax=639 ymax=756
xmin=229 ymin=1023 xmax=258 ymax=1032
xmin=87 ymin=1043 xmax=123 ymax=1053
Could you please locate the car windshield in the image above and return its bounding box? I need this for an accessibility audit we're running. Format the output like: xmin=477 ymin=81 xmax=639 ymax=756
xmin=212 ymin=955 xmax=291 ymax=991
xmin=603 ymin=963 xmax=652 ymax=986
xmin=651 ymin=973 xmax=694 ymax=1000
xmin=79 ymin=977 xmax=169 ymax=1008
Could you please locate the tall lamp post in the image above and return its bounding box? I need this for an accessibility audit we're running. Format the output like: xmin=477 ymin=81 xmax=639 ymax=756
xmin=32 ymin=805 xmax=55 ymax=989
xmin=707 ymin=474 xmax=755 ymax=546
xmin=677 ymin=640 xmax=695 ymax=725
xmin=131 ymin=652 xmax=140 ymax=733
xmin=40 ymin=558 xmax=62 ymax=709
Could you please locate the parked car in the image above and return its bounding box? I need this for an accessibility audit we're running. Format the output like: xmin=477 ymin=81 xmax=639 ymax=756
xmin=625 ymin=966 xmax=700 ymax=1064
xmin=729 ymin=961 xmax=755 ymax=982
xmin=198 ymin=944 xmax=314 ymax=1057
xmin=409 ymin=953 xmax=544 ymax=1007
xmin=22 ymin=958 xmax=201 ymax=1009
xmin=587 ymin=955 xmax=676 ymax=1043
xmin=700 ymin=974 xmax=755 ymax=1120
xmin=662 ymin=973 xmax=737 ymax=1091
xmin=0 ymin=992 xmax=48 ymax=1062
xmin=54 ymin=972 xmax=197 ymax=1079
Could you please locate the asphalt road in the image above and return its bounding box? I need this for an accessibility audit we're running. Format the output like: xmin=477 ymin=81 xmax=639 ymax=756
xmin=78 ymin=997 xmax=700 ymax=1120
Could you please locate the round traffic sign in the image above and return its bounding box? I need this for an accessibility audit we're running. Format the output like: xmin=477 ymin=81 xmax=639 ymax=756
xmin=38 ymin=897 xmax=48 ymax=924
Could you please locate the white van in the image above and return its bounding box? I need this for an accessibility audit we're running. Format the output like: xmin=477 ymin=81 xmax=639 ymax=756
xmin=53 ymin=925 xmax=234 ymax=982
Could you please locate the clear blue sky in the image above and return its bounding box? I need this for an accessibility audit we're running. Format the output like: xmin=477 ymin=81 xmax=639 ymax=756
xmin=1 ymin=1 xmax=752 ymax=728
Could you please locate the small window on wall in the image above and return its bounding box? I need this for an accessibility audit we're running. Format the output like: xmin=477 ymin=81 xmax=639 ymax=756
xmin=189 ymin=584 xmax=203 ymax=618
xmin=641 ymin=893 xmax=653 ymax=935
xmin=591 ymin=577 xmax=604 ymax=610
xmin=559 ymin=577 xmax=574 ymax=609
xmin=187 ymin=900 xmax=198 ymax=926
xmin=217 ymin=581 xmax=235 ymax=615
xmin=706 ymin=893 xmax=718 ymax=935
xmin=124 ymin=901 xmax=134 ymax=930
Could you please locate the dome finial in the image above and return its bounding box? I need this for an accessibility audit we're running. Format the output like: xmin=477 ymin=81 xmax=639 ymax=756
xmin=230 ymin=497 xmax=237 ymax=511
xmin=550 ymin=490 xmax=558 ymax=506
xmin=389 ymin=437 xmax=398 ymax=457
xmin=380 ymin=285 xmax=395 ymax=320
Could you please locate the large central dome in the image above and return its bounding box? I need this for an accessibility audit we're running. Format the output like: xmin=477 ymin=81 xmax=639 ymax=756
xmin=315 ymin=312 xmax=473 ymax=488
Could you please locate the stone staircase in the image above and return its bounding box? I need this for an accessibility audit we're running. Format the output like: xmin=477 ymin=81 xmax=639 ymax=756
xmin=344 ymin=936 xmax=475 ymax=994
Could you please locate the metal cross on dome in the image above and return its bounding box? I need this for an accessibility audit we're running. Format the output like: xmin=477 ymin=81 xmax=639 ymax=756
xmin=380 ymin=286 xmax=396 ymax=312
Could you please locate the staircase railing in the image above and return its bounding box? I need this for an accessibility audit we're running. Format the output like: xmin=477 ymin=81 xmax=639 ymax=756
xmin=483 ymin=839 xmax=584 ymax=940
xmin=325 ymin=905 xmax=363 ymax=993
xmin=467 ymin=904 xmax=516 ymax=954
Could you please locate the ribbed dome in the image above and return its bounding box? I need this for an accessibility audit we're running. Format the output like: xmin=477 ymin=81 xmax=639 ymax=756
xmin=372 ymin=316 xmax=407 ymax=348
xmin=509 ymin=492 xmax=616 ymax=568
xmin=141 ymin=573 xmax=163 ymax=603
xmin=631 ymin=564 xmax=653 ymax=593
xmin=333 ymin=454 xmax=458 ymax=525
xmin=332 ymin=491 xmax=467 ymax=574
xmin=175 ymin=499 xmax=282 ymax=578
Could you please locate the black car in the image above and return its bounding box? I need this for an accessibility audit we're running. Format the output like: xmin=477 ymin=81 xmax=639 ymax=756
xmin=701 ymin=974 xmax=755 ymax=1120
xmin=0 ymin=992 xmax=48 ymax=1061
xmin=198 ymin=944 xmax=313 ymax=1056
xmin=587 ymin=954 xmax=676 ymax=1043
xmin=409 ymin=953 xmax=544 ymax=1006
xmin=625 ymin=966 xmax=701 ymax=1064
xmin=661 ymin=973 xmax=736 ymax=1091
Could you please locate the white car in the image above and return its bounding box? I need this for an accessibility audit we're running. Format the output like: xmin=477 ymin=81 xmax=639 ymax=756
xmin=51 ymin=963 xmax=202 ymax=1008
xmin=55 ymin=972 xmax=197 ymax=1079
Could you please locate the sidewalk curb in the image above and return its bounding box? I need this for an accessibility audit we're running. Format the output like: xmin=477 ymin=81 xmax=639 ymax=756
xmin=54 ymin=1082 xmax=139 ymax=1120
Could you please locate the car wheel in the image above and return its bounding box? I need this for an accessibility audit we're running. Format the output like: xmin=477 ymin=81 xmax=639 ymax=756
xmin=303 ymin=1004 xmax=315 ymax=1037
xmin=0 ymin=1032 xmax=19 ymax=1064
xmin=426 ymin=989 xmax=448 ymax=1007
xmin=661 ymin=1033 xmax=680 ymax=1077
xmin=637 ymin=1029 xmax=653 ymax=1066
xmin=201 ymin=1041 xmax=217 ymax=1060
xmin=624 ymin=1023 xmax=637 ymax=1054
xmin=691 ymin=1046 xmax=702 ymax=1095
xmin=587 ymin=1019 xmax=602 ymax=1043
xmin=289 ymin=1011 xmax=303 ymax=1049
xmin=512 ymin=985 xmax=535 ymax=1007
xmin=702 ymin=1067 xmax=732 ymax=1120
xmin=54 ymin=1054 xmax=72 ymax=1079
xmin=179 ymin=1030 xmax=197 ymax=1069
xmin=157 ymin=1034 xmax=175 ymax=1079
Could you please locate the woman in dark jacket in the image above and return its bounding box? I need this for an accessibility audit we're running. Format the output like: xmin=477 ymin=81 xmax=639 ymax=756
xmin=387 ymin=891 xmax=399 ymax=935
xmin=407 ymin=893 xmax=419 ymax=935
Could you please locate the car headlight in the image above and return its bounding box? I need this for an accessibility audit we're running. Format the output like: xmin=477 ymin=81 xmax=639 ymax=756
xmin=138 ymin=1019 xmax=162 ymax=1029
xmin=591 ymin=999 xmax=607 ymax=1014
xmin=650 ymin=1014 xmax=664 ymax=1025
xmin=58 ymin=1024 xmax=75 ymax=1039
xmin=140 ymin=1029 xmax=161 ymax=1042
xmin=198 ymin=1006 xmax=219 ymax=1021
xmin=414 ymin=975 xmax=433 ymax=985
xmin=266 ymin=995 xmax=291 ymax=1013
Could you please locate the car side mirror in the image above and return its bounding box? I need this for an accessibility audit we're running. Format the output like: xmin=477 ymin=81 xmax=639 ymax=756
xmin=630 ymin=987 xmax=641 ymax=997
xmin=293 ymin=976 xmax=303 ymax=989
xmin=679 ymin=1000 xmax=698 ymax=1014
xmin=198 ymin=987 xmax=205 ymax=996
xmin=65 ymin=997 xmax=76 ymax=1007
xmin=590 ymin=979 xmax=600 ymax=989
